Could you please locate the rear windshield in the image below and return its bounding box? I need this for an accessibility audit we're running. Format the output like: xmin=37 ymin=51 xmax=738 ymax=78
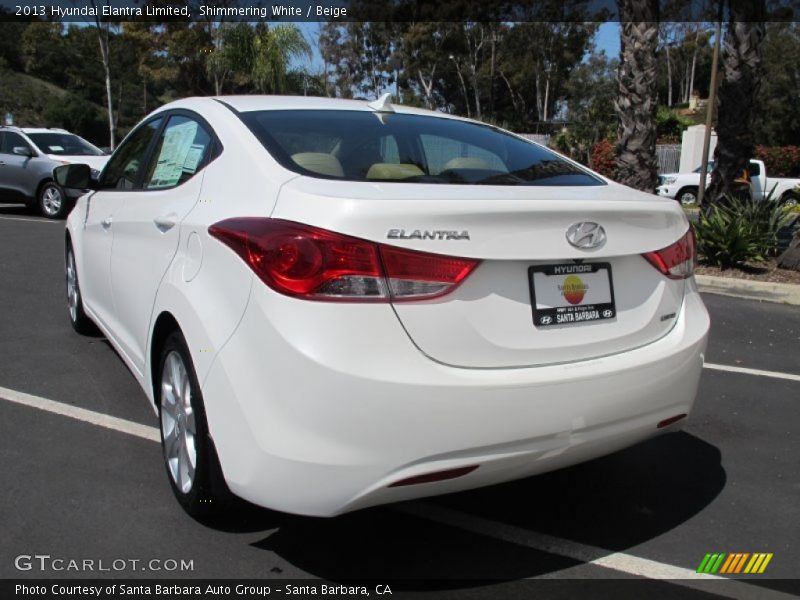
xmin=240 ymin=110 xmax=603 ymax=186
xmin=27 ymin=133 xmax=104 ymax=156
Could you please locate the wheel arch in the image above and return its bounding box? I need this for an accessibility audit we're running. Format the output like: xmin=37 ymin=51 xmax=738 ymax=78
xmin=150 ymin=311 xmax=182 ymax=407
xmin=35 ymin=177 xmax=56 ymax=198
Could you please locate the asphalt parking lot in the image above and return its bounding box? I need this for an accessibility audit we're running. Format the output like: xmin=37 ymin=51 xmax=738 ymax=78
xmin=1 ymin=203 xmax=798 ymax=599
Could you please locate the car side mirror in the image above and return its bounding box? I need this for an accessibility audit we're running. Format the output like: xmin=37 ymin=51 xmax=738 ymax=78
xmin=54 ymin=163 xmax=95 ymax=190
xmin=12 ymin=146 xmax=33 ymax=157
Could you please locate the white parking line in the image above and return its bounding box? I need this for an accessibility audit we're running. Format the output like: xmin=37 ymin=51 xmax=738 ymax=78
xmin=0 ymin=382 xmax=795 ymax=597
xmin=0 ymin=216 xmax=61 ymax=224
xmin=704 ymin=363 xmax=800 ymax=383
xmin=396 ymin=503 xmax=795 ymax=600
xmin=0 ymin=384 xmax=159 ymax=442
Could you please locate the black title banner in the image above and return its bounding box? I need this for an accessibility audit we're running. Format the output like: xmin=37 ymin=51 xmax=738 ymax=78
xmin=1 ymin=0 xmax=799 ymax=23
xmin=6 ymin=579 xmax=800 ymax=600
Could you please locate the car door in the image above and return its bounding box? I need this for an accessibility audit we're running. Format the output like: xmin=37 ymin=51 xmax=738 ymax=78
xmin=109 ymin=113 xmax=217 ymax=373
xmin=0 ymin=132 xmax=38 ymax=200
xmin=81 ymin=117 xmax=163 ymax=335
xmin=0 ymin=132 xmax=8 ymax=197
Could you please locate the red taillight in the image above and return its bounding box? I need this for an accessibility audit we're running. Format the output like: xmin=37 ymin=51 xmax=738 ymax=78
xmin=642 ymin=228 xmax=697 ymax=280
xmin=208 ymin=218 xmax=479 ymax=302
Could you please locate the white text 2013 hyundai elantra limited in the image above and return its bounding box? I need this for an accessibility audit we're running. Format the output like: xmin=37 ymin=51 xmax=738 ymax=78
xmin=60 ymin=95 xmax=709 ymax=517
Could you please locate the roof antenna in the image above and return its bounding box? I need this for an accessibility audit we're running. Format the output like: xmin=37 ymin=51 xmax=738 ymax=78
xmin=367 ymin=92 xmax=394 ymax=113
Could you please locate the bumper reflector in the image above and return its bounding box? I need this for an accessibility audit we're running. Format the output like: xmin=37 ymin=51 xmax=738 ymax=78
xmin=657 ymin=414 xmax=687 ymax=429
xmin=388 ymin=465 xmax=479 ymax=487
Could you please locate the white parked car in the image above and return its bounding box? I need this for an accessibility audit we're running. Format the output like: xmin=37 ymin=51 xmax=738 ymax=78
xmin=657 ymin=159 xmax=800 ymax=206
xmin=60 ymin=96 xmax=709 ymax=517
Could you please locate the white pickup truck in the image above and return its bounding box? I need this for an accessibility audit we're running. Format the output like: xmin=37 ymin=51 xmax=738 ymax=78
xmin=656 ymin=159 xmax=800 ymax=206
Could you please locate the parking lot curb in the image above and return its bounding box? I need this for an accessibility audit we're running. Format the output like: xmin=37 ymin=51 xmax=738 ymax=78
xmin=696 ymin=274 xmax=800 ymax=306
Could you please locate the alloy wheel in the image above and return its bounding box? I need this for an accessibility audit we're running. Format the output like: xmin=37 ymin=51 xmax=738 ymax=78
xmin=66 ymin=250 xmax=79 ymax=323
xmin=41 ymin=185 xmax=63 ymax=217
xmin=160 ymin=351 xmax=197 ymax=494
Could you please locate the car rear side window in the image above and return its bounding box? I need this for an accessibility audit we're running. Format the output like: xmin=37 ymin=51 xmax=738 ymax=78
xmin=142 ymin=115 xmax=213 ymax=190
xmin=99 ymin=118 xmax=163 ymax=190
xmin=240 ymin=110 xmax=603 ymax=186
xmin=26 ymin=133 xmax=103 ymax=156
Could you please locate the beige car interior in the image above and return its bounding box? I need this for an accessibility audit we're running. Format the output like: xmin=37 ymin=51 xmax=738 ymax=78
xmin=365 ymin=163 xmax=425 ymax=180
xmin=291 ymin=152 xmax=492 ymax=180
xmin=291 ymin=152 xmax=344 ymax=177
xmin=441 ymin=157 xmax=490 ymax=171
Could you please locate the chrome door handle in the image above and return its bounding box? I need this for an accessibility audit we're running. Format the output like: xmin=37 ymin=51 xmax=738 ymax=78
xmin=101 ymin=217 xmax=112 ymax=229
xmin=153 ymin=213 xmax=178 ymax=232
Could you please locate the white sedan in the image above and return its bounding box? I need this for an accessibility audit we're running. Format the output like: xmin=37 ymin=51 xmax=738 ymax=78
xmin=60 ymin=96 xmax=709 ymax=517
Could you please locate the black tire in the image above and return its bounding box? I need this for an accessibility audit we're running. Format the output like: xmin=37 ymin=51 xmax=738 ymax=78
xmin=65 ymin=243 xmax=97 ymax=335
xmin=781 ymin=193 xmax=798 ymax=208
xmin=157 ymin=330 xmax=231 ymax=517
xmin=38 ymin=180 xmax=72 ymax=219
xmin=676 ymin=186 xmax=698 ymax=205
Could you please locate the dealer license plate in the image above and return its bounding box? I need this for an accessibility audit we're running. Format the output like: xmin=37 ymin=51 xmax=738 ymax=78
xmin=529 ymin=263 xmax=616 ymax=327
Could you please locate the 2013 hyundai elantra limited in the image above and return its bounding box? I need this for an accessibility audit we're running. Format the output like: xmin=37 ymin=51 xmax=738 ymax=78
xmin=60 ymin=95 xmax=709 ymax=517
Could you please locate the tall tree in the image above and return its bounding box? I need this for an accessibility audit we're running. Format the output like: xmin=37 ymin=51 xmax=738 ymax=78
xmin=401 ymin=23 xmax=453 ymax=110
xmin=562 ymin=52 xmax=619 ymax=164
xmin=752 ymin=22 xmax=800 ymax=146
xmin=87 ymin=0 xmax=116 ymax=149
xmin=615 ymin=0 xmax=660 ymax=191
xmin=319 ymin=22 xmax=400 ymax=100
xmin=205 ymin=23 xmax=254 ymax=95
xmin=705 ymin=0 xmax=767 ymax=205
xmin=251 ymin=24 xmax=311 ymax=94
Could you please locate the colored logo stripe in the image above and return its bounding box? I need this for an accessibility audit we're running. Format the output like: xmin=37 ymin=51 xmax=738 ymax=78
xmin=697 ymin=553 xmax=726 ymax=573
xmin=720 ymin=553 xmax=749 ymax=574
xmin=698 ymin=553 xmax=773 ymax=574
xmin=744 ymin=553 xmax=774 ymax=574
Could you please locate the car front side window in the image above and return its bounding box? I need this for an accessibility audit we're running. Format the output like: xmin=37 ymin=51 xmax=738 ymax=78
xmin=98 ymin=118 xmax=163 ymax=191
xmin=1 ymin=132 xmax=33 ymax=156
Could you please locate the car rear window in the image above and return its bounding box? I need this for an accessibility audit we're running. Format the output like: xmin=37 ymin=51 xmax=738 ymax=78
xmin=240 ymin=110 xmax=603 ymax=187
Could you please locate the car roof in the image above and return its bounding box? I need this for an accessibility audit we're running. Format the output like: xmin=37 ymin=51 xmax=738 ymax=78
xmin=162 ymin=95 xmax=467 ymax=122
xmin=20 ymin=128 xmax=70 ymax=134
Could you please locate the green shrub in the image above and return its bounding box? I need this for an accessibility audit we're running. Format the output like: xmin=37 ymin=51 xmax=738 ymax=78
xmin=695 ymin=194 xmax=794 ymax=269
xmin=656 ymin=107 xmax=691 ymax=143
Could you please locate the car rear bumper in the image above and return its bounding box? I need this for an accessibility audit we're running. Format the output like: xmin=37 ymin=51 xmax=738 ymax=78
xmin=201 ymin=279 xmax=709 ymax=517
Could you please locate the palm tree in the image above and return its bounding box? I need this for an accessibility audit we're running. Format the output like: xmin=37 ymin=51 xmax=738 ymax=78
xmin=252 ymin=25 xmax=312 ymax=94
xmin=615 ymin=0 xmax=659 ymax=192
xmin=705 ymin=1 xmax=766 ymax=206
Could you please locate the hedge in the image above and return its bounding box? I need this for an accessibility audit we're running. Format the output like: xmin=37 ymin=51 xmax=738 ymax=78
xmin=754 ymin=145 xmax=800 ymax=177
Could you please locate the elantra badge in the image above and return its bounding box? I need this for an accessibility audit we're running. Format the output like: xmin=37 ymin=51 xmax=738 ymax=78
xmin=387 ymin=229 xmax=470 ymax=240
xmin=566 ymin=222 xmax=606 ymax=250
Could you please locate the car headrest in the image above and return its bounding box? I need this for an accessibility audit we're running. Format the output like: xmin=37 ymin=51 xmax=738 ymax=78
xmin=366 ymin=163 xmax=424 ymax=180
xmin=291 ymin=153 xmax=344 ymax=177
xmin=442 ymin=157 xmax=490 ymax=171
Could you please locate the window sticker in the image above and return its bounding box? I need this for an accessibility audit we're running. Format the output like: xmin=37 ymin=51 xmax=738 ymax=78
xmin=182 ymin=144 xmax=205 ymax=173
xmin=148 ymin=120 xmax=199 ymax=189
xmin=48 ymin=145 xmax=65 ymax=152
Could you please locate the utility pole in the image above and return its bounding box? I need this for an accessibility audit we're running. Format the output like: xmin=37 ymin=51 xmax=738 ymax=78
xmin=696 ymin=15 xmax=722 ymax=207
